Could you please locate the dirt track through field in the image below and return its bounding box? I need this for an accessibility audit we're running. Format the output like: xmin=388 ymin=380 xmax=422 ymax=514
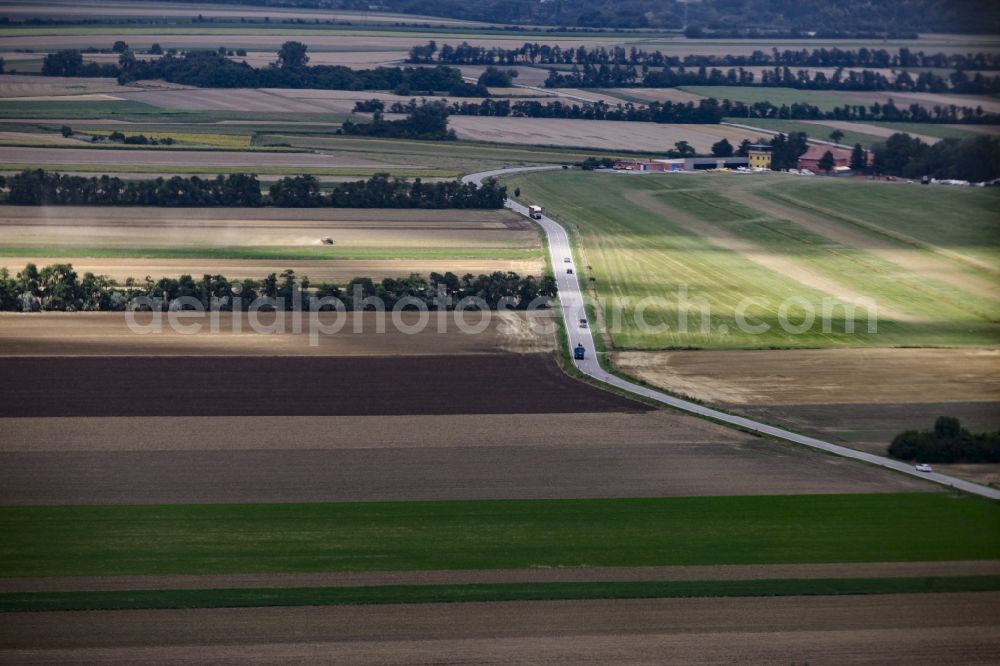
xmin=3 ymin=594 xmax=998 ymax=664
xmin=626 ymin=190 xmax=919 ymax=321
xmin=3 ymin=561 xmax=994 ymax=593
xmin=0 ymin=354 xmax=646 ymax=417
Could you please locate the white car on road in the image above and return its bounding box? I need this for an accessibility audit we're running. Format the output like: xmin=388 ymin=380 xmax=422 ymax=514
xmin=915 ymin=463 xmax=933 ymax=472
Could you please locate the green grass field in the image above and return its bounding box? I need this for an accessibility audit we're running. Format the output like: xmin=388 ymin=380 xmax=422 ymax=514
xmin=4 ymin=576 xmax=998 ymax=613
xmin=763 ymin=179 xmax=1000 ymax=267
xmin=2 ymin=494 xmax=997 ymax=577
xmin=867 ymin=122 xmax=992 ymax=140
xmin=681 ymin=86 xmax=867 ymax=111
xmin=507 ymin=170 xmax=999 ymax=349
xmin=0 ymin=100 xmax=174 ymax=118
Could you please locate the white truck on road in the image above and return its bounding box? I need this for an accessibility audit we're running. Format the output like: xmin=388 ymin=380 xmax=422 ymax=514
xmin=528 ymin=205 xmax=543 ymax=219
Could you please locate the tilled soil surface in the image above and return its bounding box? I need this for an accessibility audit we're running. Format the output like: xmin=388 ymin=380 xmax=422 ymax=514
xmin=2 ymin=593 xmax=998 ymax=664
xmin=0 ymin=354 xmax=646 ymax=417
xmin=0 ymin=435 xmax=932 ymax=505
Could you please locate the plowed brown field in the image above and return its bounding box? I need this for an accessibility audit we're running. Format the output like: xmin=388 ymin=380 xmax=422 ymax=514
xmin=0 ymin=354 xmax=646 ymax=417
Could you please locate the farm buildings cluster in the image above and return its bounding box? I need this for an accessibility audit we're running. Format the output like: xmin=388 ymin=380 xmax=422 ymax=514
xmin=613 ymin=144 xmax=862 ymax=174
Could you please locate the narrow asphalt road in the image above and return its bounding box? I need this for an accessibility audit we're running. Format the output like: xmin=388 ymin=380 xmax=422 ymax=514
xmin=464 ymin=166 xmax=1000 ymax=500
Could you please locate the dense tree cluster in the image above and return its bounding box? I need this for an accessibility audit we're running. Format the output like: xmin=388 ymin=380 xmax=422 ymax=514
xmin=341 ymin=100 xmax=455 ymax=140
xmin=476 ymin=66 xmax=518 ymax=87
xmin=871 ymin=133 xmax=1000 ymax=182
xmin=412 ymin=42 xmax=1000 ymax=72
xmin=763 ymin=132 xmax=811 ymax=171
xmin=4 ymin=170 xmax=506 ymax=209
xmin=889 ymin=417 xmax=1000 ymax=464
xmin=41 ymin=49 xmax=119 ymax=77
xmin=545 ymin=63 xmax=1000 ymax=95
xmin=0 ymin=264 xmax=556 ymax=313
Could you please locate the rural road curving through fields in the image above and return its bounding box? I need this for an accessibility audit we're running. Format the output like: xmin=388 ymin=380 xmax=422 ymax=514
xmin=464 ymin=166 xmax=1000 ymax=500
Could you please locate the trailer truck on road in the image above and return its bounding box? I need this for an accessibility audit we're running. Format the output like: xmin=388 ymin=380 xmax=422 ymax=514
xmin=528 ymin=205 xmax=543 ymax=219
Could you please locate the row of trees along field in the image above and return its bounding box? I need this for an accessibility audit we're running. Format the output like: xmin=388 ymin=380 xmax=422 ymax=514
xmin=3 ymin=171 xmax=506 ymax=208
xmin=42 ymin=42 xmax=480 ymax=96
xmin=411 ymin=42 xmax=1000 ymax=72
xmin=543 ymin=63 xmax=1000 ymax=95
xmin=0 ymin=264 xmax=556 ymax=313
xmin=889 ymin=417 xmax=1000 ymax=464
xmin=366 ymin=96 xmax=999 ymax=125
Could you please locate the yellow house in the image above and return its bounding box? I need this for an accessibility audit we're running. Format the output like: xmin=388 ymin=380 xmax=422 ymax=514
xmin=748 ymin=144 xmax=772 ymax=169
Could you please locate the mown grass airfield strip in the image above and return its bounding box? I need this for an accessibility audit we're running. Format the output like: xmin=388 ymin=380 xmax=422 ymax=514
xmin=3 ymin=577 xmax=999 ymax=613
xmin=505 ymin=170 xmax=1000 ymax=349
xmin=2 ymin=495 xmax=997 ymax=577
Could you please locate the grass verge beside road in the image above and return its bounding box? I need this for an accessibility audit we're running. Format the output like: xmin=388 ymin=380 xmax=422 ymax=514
xmin=2 ymin=495 xmax=997 ymax=577
xmin=3 ymin=576 xmax=999 ymax=613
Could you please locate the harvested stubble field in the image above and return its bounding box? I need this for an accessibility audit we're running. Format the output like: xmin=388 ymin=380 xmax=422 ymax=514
xmin=0 ymin=205 xmax=539 ymax=250
xmin=0 ymin=311 xmax=555 ymax=357
xmin=448 ymin=116 xmax=759 ymax=153
xmin=3 ymin=593 xmax=999 ymax=664
xmin=0 ymin=74 xmax=135 ymax=99
xmin=0 ymin=205 xmax=544 ymax=281
xmin=613 ymin=348 xmax=1000 ymax=407
xmin=1 ymin=146 xmax=397 ymax=168
xmin=116 ymin=87 xmax=366 ymax=114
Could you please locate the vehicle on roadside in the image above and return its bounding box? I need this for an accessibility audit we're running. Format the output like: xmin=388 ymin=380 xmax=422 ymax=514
xmin=321 ymin=236 xmax=334 ymax=245
xmin=528 ymin=205 xmax=543 ymax=219
xmin=916 ymin=463 xmax=933 ymax=472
